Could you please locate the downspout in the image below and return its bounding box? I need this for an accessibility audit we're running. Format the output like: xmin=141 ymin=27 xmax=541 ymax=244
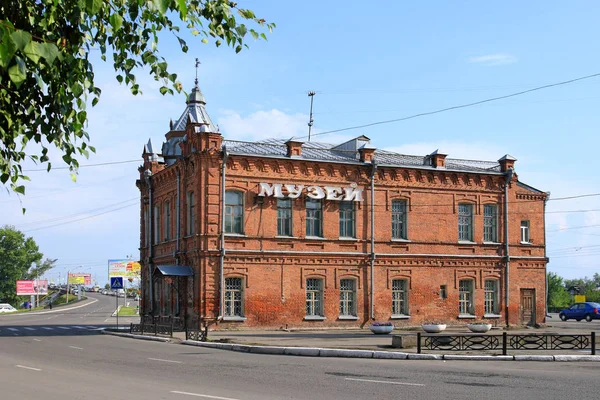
xmin=370 ymin=161 xmax=377 ymax=320
xmin=176 ymin=169 xmax=181 ymax=264
xmin=544 ymin=193 xmax=549 ymax=318
xmin=218 ymin=146 xmax=229 ymax=320
xmin=504 ymin=168 xmax=514 ymax=328
xmin=145 ymin=170 xmax=154 ymax=315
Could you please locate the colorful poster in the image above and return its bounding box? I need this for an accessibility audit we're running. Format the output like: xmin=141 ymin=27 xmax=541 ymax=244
xmin=17 ymin=280 xmax=35 ymax=295
xmin=108 ymin=260 xmax=141 ymax=277
xmin=68 ymin=274 xmax=91 ymax=285
xmin=35 ymin=280 xmax=48 ymax=294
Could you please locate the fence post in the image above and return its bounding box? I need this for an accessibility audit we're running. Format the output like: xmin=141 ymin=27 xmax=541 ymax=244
xmin=417 ymin=332 xmax=422 ymax=354
xmin=129 ymin=323 xmax=132 ymax=334
xmin=171 ymin=317 xmax=174 ymax=338
xmin=203 ymin=324 xmax=208 ymax=342
xmin=592 ymin=332 xmax=596 ymax=356
xmin=502 ymin=332 xmax=507 ymax=356
xmin=154 ymin=322 xmax=157 ymax=336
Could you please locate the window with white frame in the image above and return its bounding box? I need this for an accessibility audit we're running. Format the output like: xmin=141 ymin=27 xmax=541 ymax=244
xmin=339 ymin=201 xmax=355 ymax=238
xmin=392 ymin=279 xmax=409 ymax=315
xmin=225 ymin=191 xmax=244 ymax=234
xmin=392 ymin=199 xmax=407 ymax=240
xmin=153 ymin=205 xmax=160 ymax=244
xmin=224 ymin=277 xmax=244 ymax=317
xmin=164 ymin=200 xmax=171 ymax=241
xmin=277 ymin=198 xmax=293 ymax=236
xmin=306 ymin=278 xmax=323 ymax=317
xmin=459 ymin=279 xmax=474 ymax=315
xmin=339 ymin=279 xmax=356 ymax=316
xmin=521 ymin=220 xmax=530 ymax=243
xmin=187 ymin=192 xmax=195 ymax=236
xmin=484 ymin=279 xmax=498 ymax=315
xmin=306 ymin=198 xmax=322 ymax=237
xmin=483 ymin=204 xmax=498 ymax=242
xmin=458 ymin=203 xmax=474 ymax=241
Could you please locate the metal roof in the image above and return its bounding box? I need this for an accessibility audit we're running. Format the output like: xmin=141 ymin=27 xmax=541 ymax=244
xmin=171 ymin=86 xmax=217 ymax=132
xmin=222 ymin=138 xmax=502 ymax=173
xmin=156 ymin=265 xmax=194 ymax=277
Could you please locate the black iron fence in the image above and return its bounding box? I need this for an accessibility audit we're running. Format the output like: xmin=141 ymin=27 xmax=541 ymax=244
xmin=129 ymin=315 xmax=186 ymax=338
xmin=417 ymin=332 xmax=596 ymax=355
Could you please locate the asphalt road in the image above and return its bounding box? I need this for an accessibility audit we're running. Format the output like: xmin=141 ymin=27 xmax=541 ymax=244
xmin=1 ymin=295 xmax=599 ymax=400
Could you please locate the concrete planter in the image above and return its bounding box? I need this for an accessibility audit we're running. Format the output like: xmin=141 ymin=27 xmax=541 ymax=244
xmin=369 ymin=324 xmax=394 ymax=334
xmin=422 ymin=324 xmax=447 ymax=333
xmin=467 ymin=323 xmax=492 ymax=333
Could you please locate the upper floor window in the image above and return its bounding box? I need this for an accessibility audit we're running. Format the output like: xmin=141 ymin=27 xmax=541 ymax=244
xmin=484 ymin=279 xmax=499 ymax=315
xmin=187 ymin=192 xmax=195 ymax=236
xmin=306 ymin=198 xmax=322 ymax=237
xmin=339 ymin=279 xmax=356 ymax=317
xmin=483 ymin=204 xmax=498 ymax=242
xmin=392 ymin=279 xmax=409 ymax=316
xmin=458 ymin=203 xmax=474 ymax=242
xmin=225 ymin=191 xmax=244 ymax=234
xmin=277 ymin=198 xmax=293 ymax=236
xmin=459 ymin=279 xmax=474 ymax=315
xmin=339 ymin=201 xmax=355 ymax=238
xmin=306 ymin=278 xmax=323 ymax=317
xmin=392 ymin=199 xmax=407 ymax=240
xmin=164 ymin=200 xmax=171 ymax=241
xmin=144 ymin=206 xmax=149 ymax=247
xmin=521 ymin=220 xmax=530 ymax=243
xmin=153 ymin=205 xmax=160 ymax=244
xmin=224 ymin=277 xmax=244 ymax=318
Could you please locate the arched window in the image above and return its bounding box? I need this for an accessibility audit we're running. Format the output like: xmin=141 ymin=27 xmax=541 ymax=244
xmin=225 ymin=191 xmax=244 ymax=234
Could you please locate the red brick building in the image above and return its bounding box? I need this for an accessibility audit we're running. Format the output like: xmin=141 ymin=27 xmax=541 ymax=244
xmin=137 ymin=84 xmax=548 ymax=329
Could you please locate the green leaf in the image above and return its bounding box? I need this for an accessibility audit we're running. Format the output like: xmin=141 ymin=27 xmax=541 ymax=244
xmin=235 ymin=25 xmax=247 ymax=37
xmin=14 ymin=185 xmax=25 ymax=195
xmin=38 ymin=43 xmax=59 ymax=64
xmin=153 ymin=0 xmax=170 ymax=15
xmin=176 ymin=0 xmax=188 ymax=17
xmin=70 ymin=173 xmax=77 ymax=182
xmin=23 ymin=41 xmax=41 ymax=64
xmin=0 ymin=34 xmax=17 ymax=68
xmin=10 ymin=30 xmax=32 ymax=51
xmin=201 ymin=38 xmax=208 ymax=44
xmin=160 ymin=86 xmax=168 ymax=95
xmin=110 ymin=13 xmax=123 ymax=31
xmin=8 ymin=57 xmax=26 ymax=88
xmin=85 ymin=0 xmax=103 ymax=14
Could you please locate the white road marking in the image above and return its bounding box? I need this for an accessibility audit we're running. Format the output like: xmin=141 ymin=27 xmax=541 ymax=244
xmin=345 ymin=378 xmax=425 ymax=387
xmin=24 ymin=327 xmax=35 ymax=331
xmin=69 ymin=346 xmax=84 ymax=350
xmin=170 ymin=391 xmax=240 ymax=400
xmin=73 ymin=326 xmax=85 ymax=329
xmin=8 ymin=328 xmax=19 ymax=332
xmin=33 ymin=339 xmax=41 ymax=342
xmin=58 ymin=327 xmax=70 ymax=330
xmin=42 ymin=327 xmax=54 ymax=330
xmin=16 ymin=365 xmax=41 ymax=371
xmin=87 ymin=326 xmax=97 ymax=329
xmin=148 ymin=358 xmax=182 ymax=364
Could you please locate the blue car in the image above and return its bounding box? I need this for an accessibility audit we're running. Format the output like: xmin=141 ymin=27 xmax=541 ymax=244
xmin=559 ymin=302 xmax=600 ymax=322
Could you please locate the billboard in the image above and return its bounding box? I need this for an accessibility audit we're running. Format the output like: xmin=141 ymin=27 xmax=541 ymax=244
xmin=68 ymin=273 xmax=91 ymax=285
xmin=108 ymin=260 xmax=141 ymax=278
xmin=17 ymin=280 xmax=48 ymax=295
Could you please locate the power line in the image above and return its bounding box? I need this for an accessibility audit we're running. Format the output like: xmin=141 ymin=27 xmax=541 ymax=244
xmin=23 ymin=159 xmax=142 ymax=172
xmin=297 ymin=72 xmax=600 ymax=140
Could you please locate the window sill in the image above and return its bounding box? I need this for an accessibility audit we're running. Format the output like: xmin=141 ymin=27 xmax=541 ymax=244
xmin=338 ymin=237 xmax=358 ymax=241
xmin=520 ymin=241 xmax=532 ymax=245
xmin=482 ymin=242 xmax=501 ymax=246
xmin=338 ymin=315 xmax=358 ymax=320
xmin=222 ymin=316 xmax=247 ymax=322
xmin=458 ymin=314 xmax=477 ymax=319
xmin=458 ymin=241 xmax=477 ymax=245
xmin=275 ymin=235 xmax=298 ymax=239
xmin=225 ymin=233 xmax=247 ymax=238
xmin=304 ymin=316 xmax=326 ymax=321
xmin=391 ymin=238 xmax=410 ymax=243
xmin=305 ymin=236 xmax=326 ymax=240
xmin=391 ymin=315 xmax=411 ymax=320
xmin=484 ymin=314 xmax=501 ymax=319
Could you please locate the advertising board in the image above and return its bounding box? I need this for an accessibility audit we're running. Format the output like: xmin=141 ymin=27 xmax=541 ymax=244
xmin=16 ymin=280 xmax=48 ymax=295
xmin=108 ymin=260 xmax=141 ymax=277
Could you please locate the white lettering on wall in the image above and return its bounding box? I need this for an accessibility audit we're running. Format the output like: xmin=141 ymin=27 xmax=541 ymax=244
xmin=258 ymin=183 xmax=363 ymax=202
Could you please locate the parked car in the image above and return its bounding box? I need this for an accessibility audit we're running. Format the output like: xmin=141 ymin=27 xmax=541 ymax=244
xmin=559 ymin=302 xmax=600 ymax=322
xmin=0 ymin=303 xmax=17 ymax=313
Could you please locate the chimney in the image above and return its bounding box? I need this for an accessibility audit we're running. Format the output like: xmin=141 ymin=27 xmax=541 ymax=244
xmin=498 ymin=154 xmax=517 ymax=172
xmin=429 ymin=149 xmax=447 ymax=168
xmin=359 ymin=145 xmax=376 ymax=163
xmin=285 ymin=138 xmax=303 ymax=158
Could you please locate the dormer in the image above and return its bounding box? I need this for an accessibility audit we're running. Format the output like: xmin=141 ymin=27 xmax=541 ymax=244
xmin=498 ymin=154 xmax=517 ymax=172
xmin=286 ymin=138 xmax=304 ymax=158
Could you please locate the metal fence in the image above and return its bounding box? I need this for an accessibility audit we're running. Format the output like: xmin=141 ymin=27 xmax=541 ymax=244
xmin=129 ymin=315 xmax=186 ymax=338
xmin=417 ymin=332 xmax=596 ymax=355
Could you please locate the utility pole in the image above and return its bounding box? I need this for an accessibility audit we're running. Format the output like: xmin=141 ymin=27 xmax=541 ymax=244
xmin=307 ymin=91 xmax=316 ymax=141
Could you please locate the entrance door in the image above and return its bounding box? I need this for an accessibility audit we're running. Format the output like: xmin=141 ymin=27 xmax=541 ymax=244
xmin=520 ymin=289 xmax=535 ymax=326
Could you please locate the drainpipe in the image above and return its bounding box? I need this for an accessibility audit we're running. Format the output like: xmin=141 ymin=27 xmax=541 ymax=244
xmin=370 ymin=161 xmax=377 ymax=320
xmin=176 ymin=169 xmax=181 ymax=265
xmin=144 ymin=170 xmax=154 ymax=315
xmin=218 ymin=146 xmax=229 ymax=320
xmin=544 ymin=193 xmax=549 ymax=318
xmin=504 ymin=168 xmax=514 ymax=328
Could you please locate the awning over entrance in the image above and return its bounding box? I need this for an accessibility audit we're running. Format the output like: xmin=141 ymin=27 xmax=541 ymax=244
xmin=155 ymin=265 xmax=194 ymax=277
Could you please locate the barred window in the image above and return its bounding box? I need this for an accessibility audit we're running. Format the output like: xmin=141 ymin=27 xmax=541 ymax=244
xmin=339 ymin=201 xmax=355 ymax=238
xmin=392 ymin=200 xmax=407 ymax=240
xmin=339 ymin=279 xmax=356 ymax=316
xmin=458 ymin=203 xmax=474 ymax=241
xmin=187 ymin=192 xmax=195 ymax=236
xmin=225 ymin=191 xmax=244 ymax=234
xmin=483 ymin=204 xmax=497 ymax=242
xmin=164 ymin=200 xmax=171 ymax=241
xmin=521 ymin=220 xmax=530 ymax=243
xmin=459 ymin=279 xmax=474 ymax=315
xmin=144 ymin=206 xmax=149 ymax=247
xmin=392 ymin=279 xmax=408 ymax=315
xmin=306 ymin=199 xmax=322 ymax=237
xmin=306 ymin=278 xmax=323 ymax=316
xmin=277 ymin=198 xmax=293 ymax=236
xmin=485 ymin=280 xmax=498 ymax=314
xmin=440 ymin=285 xmax=447 ymax=300
xmin=224 ymin=277 xmax=244 ymax=317
xmin=153 ymin=205 xmax=161 ymax=244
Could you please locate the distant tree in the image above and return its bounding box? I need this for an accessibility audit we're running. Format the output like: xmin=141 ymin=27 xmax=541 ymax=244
xmin=564 ymin=276 xmax=600 ymax=303
xmin=0 ymin=225 xmax=43 ymax=305
xmin=23 ymin=257 xmax=56 ymax=280
xmin=547 ymin=272 xmax=570 ymax=311
xmin=104 ymin=283 xmax=110 ymax=290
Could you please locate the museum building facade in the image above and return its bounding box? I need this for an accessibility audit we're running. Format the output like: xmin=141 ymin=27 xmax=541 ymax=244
xmin=137 ymin=84 xmax=548 ymax=329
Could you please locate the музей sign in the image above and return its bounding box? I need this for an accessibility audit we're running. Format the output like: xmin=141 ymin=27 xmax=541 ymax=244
xmin=257 ymin=183 xmax=364 ymax=202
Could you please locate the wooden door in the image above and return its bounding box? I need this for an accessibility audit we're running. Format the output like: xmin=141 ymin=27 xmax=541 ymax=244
xmin=520 ymin=289 xmax=535 ymax=326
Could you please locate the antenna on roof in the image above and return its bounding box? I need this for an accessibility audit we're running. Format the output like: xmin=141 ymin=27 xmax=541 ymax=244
xmin=307 ymin=91 xmax=316 ymax=141
xmin=195 ymin=58 xmax=200 ymax=87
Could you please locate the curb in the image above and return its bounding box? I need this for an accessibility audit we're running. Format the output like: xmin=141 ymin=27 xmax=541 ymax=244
xmin=102 ymin=330 xmax=171 ymax=343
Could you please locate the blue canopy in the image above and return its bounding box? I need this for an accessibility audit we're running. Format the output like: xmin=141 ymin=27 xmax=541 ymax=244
xmin=156 ymin=265 xmax=194 ymax=277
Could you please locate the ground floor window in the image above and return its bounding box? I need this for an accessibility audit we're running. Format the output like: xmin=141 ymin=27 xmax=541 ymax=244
xmin=392 ymin=279 xmax=409 ymax=315
xmin=459 ymin=279 xmax=474 ymax=315
xmin=306 ymin=278 xmax=323 ymax=317
xmin=339 ymin=279 xmax=356 ymax=316
xmin=484 ymin=279 xmax=499 ymax=314
xmin=225 ymin=277 xmax=244 ymax=317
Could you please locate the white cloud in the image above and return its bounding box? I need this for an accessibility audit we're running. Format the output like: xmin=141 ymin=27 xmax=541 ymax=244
xmin=468 ymin=53 xmax=517 ymax=66
xmin=217 ymin=109 xmax=309 ymax=141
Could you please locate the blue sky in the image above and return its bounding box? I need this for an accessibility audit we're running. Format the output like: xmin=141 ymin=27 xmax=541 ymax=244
xmin=2 ymin=1 xmax=599 ymax=284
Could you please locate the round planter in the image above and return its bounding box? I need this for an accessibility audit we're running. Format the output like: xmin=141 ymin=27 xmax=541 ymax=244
xmin=369 ymin=325 xmax=394 ymax=334
xmin=467 ymin=323 xmax=492 ymax=333
xmin=422 ymin=324 xmax=447 ymax=333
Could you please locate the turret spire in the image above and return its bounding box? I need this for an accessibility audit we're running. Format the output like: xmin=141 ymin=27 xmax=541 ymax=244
xmin=195 ymin=58 xmax=200 ymax=88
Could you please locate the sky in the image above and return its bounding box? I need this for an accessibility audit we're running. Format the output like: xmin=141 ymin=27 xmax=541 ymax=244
xmin=2 ymin=1 xmax=600 ymax=284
